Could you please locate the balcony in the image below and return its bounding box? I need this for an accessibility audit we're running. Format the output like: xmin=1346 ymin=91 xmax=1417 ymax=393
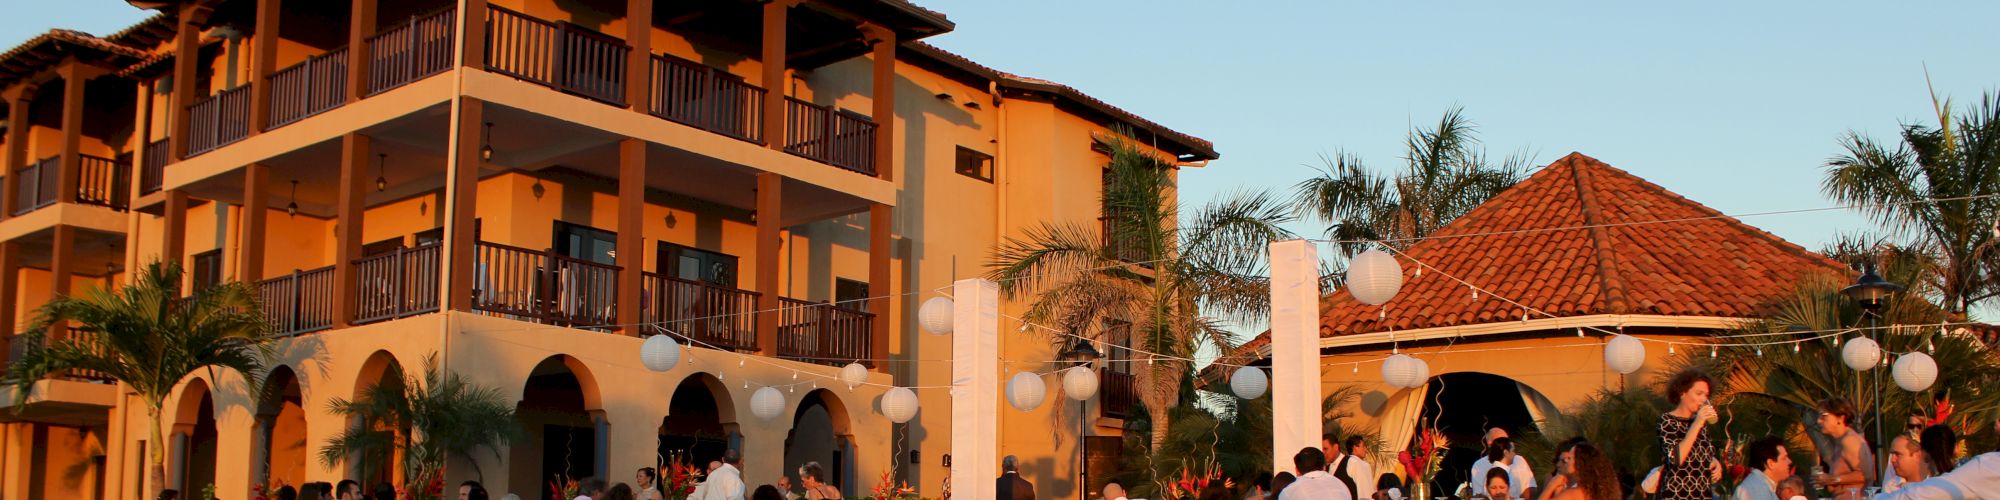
xmin=257 ymin=265 xmax=336 ymax=336
xmin=265 ymin=48 xmax=350 ymax=129
xmin=783 ymin=97 xmax=877 ymax=176
xmin=776 ymin=297 xmax=875 ymax=367
xmin=485 ymin=6 xmax=630 ymax=106
xmin=1100 ymin=369 xmax=1135 ymax=420
xmin=471 ymin=241 xmax=622 ymax=327
xmin=186 ymin=85 xmax=251 ymax=157
xmin=11 ymin=153 xmax=132 ymax=216
xmin=649 ymin=54 xmax=766 ymax=144
xmin=5 ymin=329 xmax=115 ymax=383
xmin=642 ymin=273 xmax=758 ymax=351
xmin=140 ymin=138 xmax=169 ymax=195
xmin=254 ymin=244 xmax=441 ymax=336
xmin=365 ymin=8 xmax=457 ymax=96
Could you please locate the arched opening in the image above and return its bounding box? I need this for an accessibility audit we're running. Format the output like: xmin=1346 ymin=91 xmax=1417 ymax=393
xmin=349 ymin=351 xmax=409 ymax=488
xmin=511 ymin=355 xmax=604 ymax=490
xmin=258 ymin=366 xmax=309 ymax=489
xmin=785 ymin=389 xmax=853 ymax=497
xmin=173 ymin=379 xmax=219 ymax=494
xmin=658 ymin=374 xmax=737 ymax=470
xmin=1413 ymin=372 xmax=1552 ymax=496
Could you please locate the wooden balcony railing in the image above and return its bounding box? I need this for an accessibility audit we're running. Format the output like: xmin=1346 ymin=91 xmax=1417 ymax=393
xmin=258 ymin=265 xmax=337 ymax=336
xmin=649 ymin=54 xmax=765 ymax=144
xmin=187 ymin=85 xmax=252 ymax=157
xmin=5 ymin=329 xmax=115 ymax=382
xmin=1099 ymin=214 xmax=1152 ymax=267
xmin=12 ymin=155 xmax=57 ymax=216
xmin=267 ymin=48 xmax=350 ymax=128
xmin=783 ymin=97 xmax=876 ymax=175
xmin=472 ymin=241 xmax=621 ymax=327
xmin=641 ymin=273 xmax=758 ymax=351
xmin=775 ymin=297 xmax=874 ymax=367
xmin=366 ymin=8 xmax=456 ymax=95
xmin=1100 ymin=369 xmax=1135 ymax=420
xmin=76 ymin=154 xmax=130 ymax=211
xmin=141 ymin=138 xmax=169 ymax=195
xmin=353 ymin=244 xmax=442 ymax=324
xmin=486 ymin=6 xmax=629 ymax=106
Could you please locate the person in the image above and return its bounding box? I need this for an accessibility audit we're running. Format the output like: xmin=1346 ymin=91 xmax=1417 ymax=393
xmin=160 ymin=490 xmax=181 ymax=500
xmin=996 ymin=455 xmax=1036 ymax=500
xmin=461 ymin=480 xmax=490 ymax=500
xmin=1544 ymin=443 xmax=1618 ymax=500
xmin=373 ymin=483 xmax=398 ymax=500
xmin=1486 ymin=467 xmax=1514 ymax=499
xmin=1919 ymin=424 xmax=1958 ymax=475
xmin=1885 ymin=434 xmax=1930 ymax=494
xmin=1244 ymin=471 xmax=1272 ymax=499
xmin=1323 ymin=433 xmax=1343 ymax=469
xmin=1279 ymin=447 xmax=1352 ymax=500
xmin=1270 ymin=472 xmax=1297 ymax=499
xmin=1372 ymin=473 xmax=1402 ymax=500
xmin=750 ymin=485 xmax=786 ymax=500
xmin=1774 ymin=476 xmax=1805 ymax=500
xmin=1472 ymin=428 xmax=1538 ymax=500
xmin=1104 ymin=479 xmax=1131 ymax=500
xmin=275 ymin=485 xmax=299 ymax=500
xmin=1657 ymin=369 xmax=1721 ymax=500
xmin=637 ymin=467 xmax=662 ymax=500
xmin=1874 ymin=413 xmax=2000 ymax=499
xmin=337 ymin=479 xmax=363 ymax=500
xmin=798 ymin=461 xmax=842 ymax=500
xmin=1732 ymin=437 xmax=1792 ymax=500
xmin=775 ymin=475 xmax=802 ymax=500
xmin=602 ymin=483 xmax=635 ymax=500
xmin=1811 ymin=397 xmax=1873 ymax=500
xmin=577 ymin=478 xmax=608 ymax=500
xmin=700 ymin=449 xmax=746 ymax=500
xmin=1882 ymin=410 xmax=1930 ymax=493
xmin=301 ymin=482 xmax=324 ymax=500
xmin=1541 ymin=437 xmax=1588 ymax=500
xmin=1333 ymin=435 xmax=1377 ymax=500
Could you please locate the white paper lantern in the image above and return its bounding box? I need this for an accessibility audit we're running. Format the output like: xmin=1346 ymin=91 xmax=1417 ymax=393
xmin=1893 ymin=352 xmax=1938 ymax=392
xmin=639 ymin=335 xmax=681 ymax=372
xmin=1605 ymin=335 xmax=1646 ymax=374
xmin=1346 ymin=249 xmax=1406 ymax=306
xmin=1062 ymin=366 xmax=1099 ymax=401
xmin=1007 ymin=372 xmax=1047 ymax=411
xmin=1381 ymin=354 xmax=1424 ymax=389
xmin=1411 ymin=356 xmax=1430 ymax=383
xmin=750 ymin=387 xmax=786 ymax=421
xmin=919 ymin=297 xmax=955 ymax=336
xmin=840 ymin=362 xmax=869 ymax=389
xmin=1230 ymin=367 xmax=1269 ymax=399
xmin=881 ymin=387 xmax=918 ymax=423
xmin=1843 ymin=337 xmax=1882 ymax=371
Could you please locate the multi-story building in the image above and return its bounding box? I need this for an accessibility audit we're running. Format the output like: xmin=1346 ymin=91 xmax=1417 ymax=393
xmin=0 ymin=1 xmax=1217 ymax=498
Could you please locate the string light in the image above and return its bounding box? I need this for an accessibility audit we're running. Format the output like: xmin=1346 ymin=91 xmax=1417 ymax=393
xmin=1794 ymin=343 xmax=1801 ymax=353
xmin=1710 ymin=346 xmax=1717 ymax=358
xmin=1668 ymin=345 xmax=1675 ymax=355
xmin=1576 ymin=328 xmax=1585 ymax=338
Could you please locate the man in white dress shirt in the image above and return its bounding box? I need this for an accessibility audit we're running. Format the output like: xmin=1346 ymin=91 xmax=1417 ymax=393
xmin=1469 ymin=429 xmax=1537 ymax=499
xmin=1281 ymin=447 xmax=1353 ymax=500
xmin=1329 ymin=435 xmax=1376 ymax=500
xmin=699 ymin=449 xmax=746 ymax=500
xmin=1873 ymin=415 xmax=2000 ymax=500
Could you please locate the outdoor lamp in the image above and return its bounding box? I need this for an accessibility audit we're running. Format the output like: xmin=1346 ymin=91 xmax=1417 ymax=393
xmin=1841 ymin=262 xmax=1902 ymax=311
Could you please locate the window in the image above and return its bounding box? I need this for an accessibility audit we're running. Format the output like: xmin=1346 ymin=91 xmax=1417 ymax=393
xmin=413 ymin=227 xmax=444 ymax=247
xmin=191 ymin=250 xmax=222 ymax=290
xmin=553 ymin=221 xmax=618 ymax=266
xmin=658 ymin=242 xmax=738 ymax=287
xmin=834 ymin=278 xmax=869 ymax=310
xmin=1102 ymin=319 xmax=1133 ymax=374
xmin=955 ymin=147 xmax=993 ymax=182
xmin=362 ymin=237 xmax=404 ymax=257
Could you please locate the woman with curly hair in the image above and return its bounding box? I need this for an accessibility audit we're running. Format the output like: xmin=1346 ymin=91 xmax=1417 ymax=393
xmin=1543 ymin=443 xmax=1621 ymax=500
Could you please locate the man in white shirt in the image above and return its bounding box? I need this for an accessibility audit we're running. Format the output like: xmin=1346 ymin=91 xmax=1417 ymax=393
xmin=699 ymin=449 xmax=747 ymax=500
xmin=1329 ymin=435 xmax=1376 ymax=500
xmin=1732 ymin=437 xmax=1792 ymax=500
xmin=1470 ymin=435 xmax=1537 ymax=499
xmin=1281 ymin=447 xmax=1354 ymax=500
xmin=1874 ymin=416 xmax=2000 ymax=500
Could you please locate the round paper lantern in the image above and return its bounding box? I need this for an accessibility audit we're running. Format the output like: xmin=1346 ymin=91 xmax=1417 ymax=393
xmin=1411 ymin=356 xmax=1430 ymax=382
xmin=919 ymin=297 xmax=955 ymax=336
xmin=840 ymin=362 xmax=868 ymax=389
xmin=750 ymin=387 xmax=786 ymax=421
xmin=1230 ymin=367 xmax=1269 ymax=399
xmin=1381 ymin=354 xmax=1424 ymax=389
xmin=1061 ymin=366 xmax=1099 ymax=401
xmin=1604 ymin=335 xmax=1646 ymax=374
xmin=881 ymin=387 xmax=918 ymax=423
xmin=1893 ymin=352 xmax=1938 ymax=392
xmin=1007 ymin=372 xmax=1047 ymax=411
xmin=1843 ymin=337 xmax=1882 ymax=371
xmin=1346 ymin=249 xmax=1406 ymax=306
xmin=639 ymin=335 xmax=681 ymax=372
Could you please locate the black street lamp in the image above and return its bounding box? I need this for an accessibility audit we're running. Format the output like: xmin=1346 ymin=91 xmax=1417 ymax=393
xmin=1841 ymin=260 xmax=1901 ymax=475
xmin=1063 ymin=337 xmax=1101 ymax=497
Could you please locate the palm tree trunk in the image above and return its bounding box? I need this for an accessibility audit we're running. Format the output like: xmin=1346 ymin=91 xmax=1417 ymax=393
xmin=148 ymin=403 xmax=167 ymax=499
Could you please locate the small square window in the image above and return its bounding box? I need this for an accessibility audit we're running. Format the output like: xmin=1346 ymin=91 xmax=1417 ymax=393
xmin=955 ymin=146 xmax=994 ymax=182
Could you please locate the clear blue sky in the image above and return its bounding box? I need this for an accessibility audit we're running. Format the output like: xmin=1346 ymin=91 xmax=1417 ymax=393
xmin=12 ymin=1 xmax=1998 ymax=287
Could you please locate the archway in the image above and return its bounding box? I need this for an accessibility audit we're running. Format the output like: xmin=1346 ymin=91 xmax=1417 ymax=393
xmin=173 ymin=378 xmax=219 ymax=494
xmin=349 ymin=350 xmax=409 ymax=488
xmin=658 ymin=374 xmax=737 ymax=471
xmin=511 ymin=355 xmax=604 ymax=490
xmin=1413 ymin=372 xmax=1555 ymax=496
xmin=258 ymin=366 xmax=309 ymax=489
xmin=784 ymin=389 xmax=853 ymax=497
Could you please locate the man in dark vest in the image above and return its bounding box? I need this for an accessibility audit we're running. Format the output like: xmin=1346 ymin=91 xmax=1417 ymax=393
xmin=1331 ymin=435 xmax=1376 ymax=499
xmin=997 ymin=455 xmax=1036 ymax=500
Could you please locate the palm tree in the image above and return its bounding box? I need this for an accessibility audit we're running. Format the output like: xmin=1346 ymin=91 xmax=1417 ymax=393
xmin=3 ymin=262 xmax=268 ymax=498
xmin=989 ymin=137 xmax=1296 ymax=473
xmin=320 ymin=352 xmax=516 ymax=496
xmin=1291 ymin=107 xmax=1530 ymax=255
xmin=1822 ymin=90 xmax=2000 ymax=317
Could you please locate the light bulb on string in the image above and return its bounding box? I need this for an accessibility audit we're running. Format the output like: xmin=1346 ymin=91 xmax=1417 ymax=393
xmin=1710 ymin=346 xmax=1717 ymax=358
xmin=743 ymin=381 xmax=749 ymax=389
xmin=1577 ymin=328 xmax=1585 ymax=338
xmin=1794 ymin=343 xmax=1801 ymax=353
xmin=1018 ymin=324 xmax=1030 ymax=333
xmin=1668 ymin=344 xmax=1675 ymax=355
xmin=792 ymin=371 xmax=799 ymax=380
xmin=1756 ymin=347 xmax=1763 ymax=357
xmin=739 ymin=358 xmax=745 ymax=367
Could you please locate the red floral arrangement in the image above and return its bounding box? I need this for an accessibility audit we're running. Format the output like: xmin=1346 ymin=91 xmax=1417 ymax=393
xmin=868 ymin=470 xmax=918 ymax=500
xmin=1163 ymin=463 xmax=1232 ymax=500
xmin=659 ymin=456 xmax=704 ymax=500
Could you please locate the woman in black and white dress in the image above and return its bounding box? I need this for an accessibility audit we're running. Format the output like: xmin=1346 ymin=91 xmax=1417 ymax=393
xmin=1656 ymin=369 xmax=1721 ymax=500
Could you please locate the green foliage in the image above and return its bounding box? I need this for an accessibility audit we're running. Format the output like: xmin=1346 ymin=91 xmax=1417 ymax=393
xmin=319 ymin=353 xmax=518 ymax=495
xmin=1290 ymin=106 xmax=1530 ymax=256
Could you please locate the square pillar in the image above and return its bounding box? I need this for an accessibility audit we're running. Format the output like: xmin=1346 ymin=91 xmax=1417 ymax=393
xmin=616 ymin=139 xmax=645 ymax=334
xmin=624 ymin=0 xmax=652 ymax=111
xmin=760 ymin=1 xmax=791 ymax=150
xmin=866 ymin=26 xmax=896 ymax=181
xmin=240 ymin=164 xmax=269 ymax=281
xmin=169 ymin=4 xmax=200 ymax=160
xmin=2 ymin=88 xmax=28 ymax=218
xmin=0 ymin=242 xmax=17 ymax=365
xmin=163 ymin=190 xmax=189 ymax=278
xmin=443 ymin=98 xmax=483 ymax=311
xmin=868 ymin=204 xmax=891 ymax=370
xmin=247 ymin=0 xmax=280 ymax=133
xmin=949 ymin=278 xmax=1000 ymax=500
xmin=50 ymin=224 xmax=75 ymax=338
xmin=459 ymin=0 xmax=487 ymax=69
xmin=57 ymin=63 xmax=93 ymax=205
xmin=1268 ymin=240 xmax=1323 ymax=470
xmin=754 ymin=172 xmax=782 ymax=355
xmin=333 ymin=134 xmax=370 ymax=327
xmin=346 ymin=0 xmax=376 ymax=102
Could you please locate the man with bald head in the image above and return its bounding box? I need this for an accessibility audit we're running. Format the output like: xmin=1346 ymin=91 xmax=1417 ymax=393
xmin=996 ymin=455 xmax=1036 ymax=500
xmin=1469 ymin=427 xmax=1537 ymax=499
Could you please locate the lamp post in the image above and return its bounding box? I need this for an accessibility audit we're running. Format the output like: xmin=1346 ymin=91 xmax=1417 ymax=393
xmin=1063 ymin=338 xmax=1102 ymax=498
xmin=1840 ymin=261 xmax=1902 ymax=477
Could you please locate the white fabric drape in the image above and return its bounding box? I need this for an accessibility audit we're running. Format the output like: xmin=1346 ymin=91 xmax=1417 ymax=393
xmin=1373 ymin=382 xmax=1431 ymax=480
xmin=1516 ymin=382 xmax=1561 ymax=429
